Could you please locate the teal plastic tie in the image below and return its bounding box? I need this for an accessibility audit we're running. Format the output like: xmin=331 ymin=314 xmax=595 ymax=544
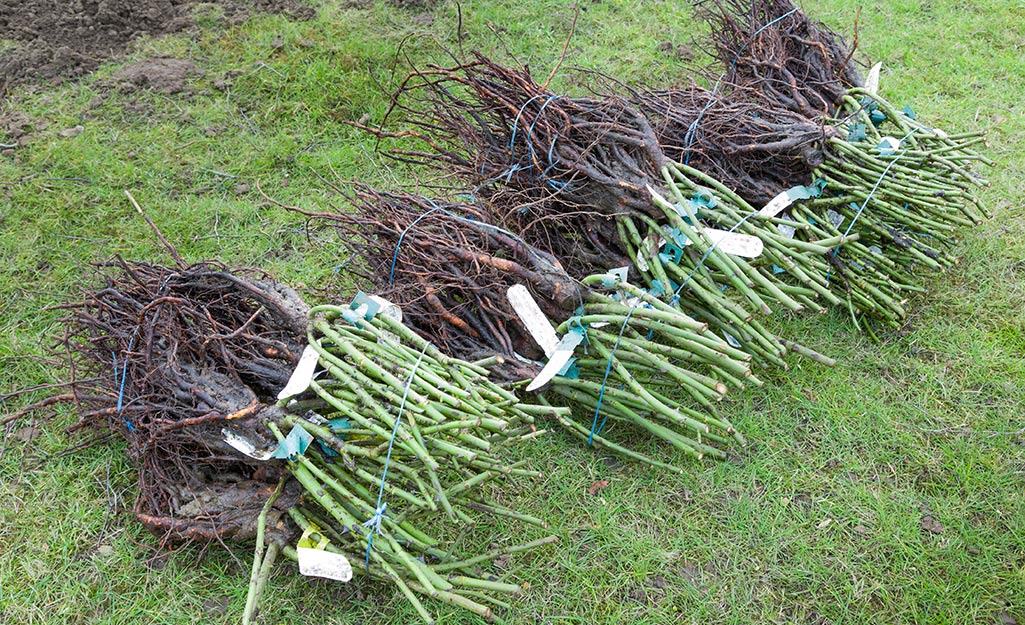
xmin=350 ymin=292 xmax=381 ymax=321
xmin=329 ymin=418 xmax=351 ymax=432
xmin=272 ymin=424 xmax=313 ymax=459
xmin=566 ymin=317 xmax=589 ymax=345
xmin=847 ymin=124 xmax=867 ymax=142
xmin=557 ymin=358 xmax=579 ymax=379
xmin=692 ymin=190 xmax=718 ymax=210
xmin=661 ymin=243 xmax=684 ymax=265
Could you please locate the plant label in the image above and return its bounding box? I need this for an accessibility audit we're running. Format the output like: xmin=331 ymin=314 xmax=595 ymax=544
xmin=759 ymin=190 xmax=795 ymax=218
xmin=722 ymin=331 xmax=742 ymax=348
xmin=877 ymin=136 xmax=902 ymax=155
xmin=700 ymin=228 xmax=763 ymax=258
xmin=277 ymin=344 xmax=320 ymax=400
xmin=507 ymin=284 xmax=560 ymax=357
xmin=777 ymin=223 xmax=797 ymax=239
xmin=222 ymin=428 xmax=276 ymax=460
xmin=759 ymin=184 xmax=822 ymax=219
xmin=607 ymin=265 xmax=630 ymax=283
xmin=297 ymin=547 xmax=353 ymax=582
xmin=526 ymin=331 xmax=584 ymax=392
xmin=866 ymin=62 xmax=883 ymax=95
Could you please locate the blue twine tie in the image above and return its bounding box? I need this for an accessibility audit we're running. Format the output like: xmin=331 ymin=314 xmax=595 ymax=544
xmin=361 ymin=502 xmax=387 ymax=560
xmin=363 ymin=342 xmax=429 ymax=571
xmin=588 ymin=299 xmax=640 ymax=445
xmin=114 ymin=331 xmax=137 ymax=432
xmin=669 ymin=204 xmax=761 ymax=305
xmin=506 ymin=94 xmax=562 ymax=181
xmin=388 ymin=200 xmax=557 ymax=285
xmin=508 ymin=94 xmax=546 ymax=173
xmin=826 ymin=127 xmax=917 ymax=285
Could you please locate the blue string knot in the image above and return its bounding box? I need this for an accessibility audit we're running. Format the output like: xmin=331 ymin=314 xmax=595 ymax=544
xmin=363 ymin=343 xmax=429 ymax=570
xmin=363 ymin=503 xmax=387 ymax=534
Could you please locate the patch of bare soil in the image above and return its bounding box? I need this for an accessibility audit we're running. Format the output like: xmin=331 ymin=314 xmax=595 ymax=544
xmin=0 ymin=0 xmax=314 ymax=91
xmin=110 ymin=56 xmax=204 ymax=94
xmin=386 ymin=0 xmax=439 ymax=9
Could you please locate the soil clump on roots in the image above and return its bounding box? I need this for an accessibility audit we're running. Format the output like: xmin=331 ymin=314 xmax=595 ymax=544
xmin=55 ymin=259 xmax=309 ymax=543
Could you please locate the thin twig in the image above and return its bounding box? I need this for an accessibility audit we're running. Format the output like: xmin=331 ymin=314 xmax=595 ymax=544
xmin=125 ymin=190 xmax=187 ymax=268
xmin=541 ymin=2 xmax=580 ymax=90
xmin=255 ymin=180 xmax=302 ymax=211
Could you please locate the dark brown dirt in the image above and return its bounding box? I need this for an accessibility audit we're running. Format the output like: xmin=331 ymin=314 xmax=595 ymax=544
xmin=110 ymin=57 xmax=204 ymax=94
xmin=386 ymin=0 xmax=438 ymax=9
xmin=0 ymin=0 xmax=314 ymax=91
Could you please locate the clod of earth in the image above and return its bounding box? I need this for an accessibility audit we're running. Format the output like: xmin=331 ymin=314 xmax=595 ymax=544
xmin=111 ymin=58 xmax=204 ymax=95
xmin=0 ymin=0 xmax=314 ymax=88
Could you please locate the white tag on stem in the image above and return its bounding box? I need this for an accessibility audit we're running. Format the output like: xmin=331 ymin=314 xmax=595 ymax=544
xmin=507 ymin=284 xmax=560 ymax=358
xmin=526 ymin=331 xmax=584 ymax=392
xmin=222 ymin=428 xmax=276 ymax=460
xmin=758 ymin=190 xmax=795 ymax=218
xmin=607 ymin=266 xmax=630 ymax=283
xmin=865 ymin=62 xmax=883 ymax=95
xmin=297 ymin=547 xmax=353 ymax=582
xmin=368 ymin=295 xmax=402 ymax=323
xmin=878 ymin=136 xmax=902 ymax=155
xmin=277 ymin=344 xmax=320 ymax=401
xmin=700 ymin=228 xmax=763 ymax=258
xmin=722 ymin=331 xmax=742 ymax=349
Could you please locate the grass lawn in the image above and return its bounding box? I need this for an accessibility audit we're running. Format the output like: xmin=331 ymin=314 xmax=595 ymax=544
xmin=1 ymin=0 xmax=1023 ymax=623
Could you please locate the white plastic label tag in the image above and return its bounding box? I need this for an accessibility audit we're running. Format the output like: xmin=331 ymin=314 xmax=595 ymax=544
xmin=297 ymin=547 xmax=353 ymax=582
xmin=759 ymin=190 xmax=794 ymax=218
xmin=222 ymin=428 xmax=276 ymax=460
xmin=865 ymin=62 xmax=882 ymax=95
xmin=877 ymin=135 xmax=902 ymax=154
xmin=878 ymin=136 xmax=902 ymax=155
xmin=277 ymin=344 xmax=320 ymax=401
xmin=777 ymin=223 xmax=796 ymax=239
xmin=369 ymin=295 xmax=402 ymax=323
xmin=507 ymin=285 xmax=560 ymax=358
xmin=526 ymin=331 xmax=584 ymax=392
xmin=700 ymin=228 xmax=763 ymax=258
xmin=759 ymin=185 xmax=820 ymax=219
